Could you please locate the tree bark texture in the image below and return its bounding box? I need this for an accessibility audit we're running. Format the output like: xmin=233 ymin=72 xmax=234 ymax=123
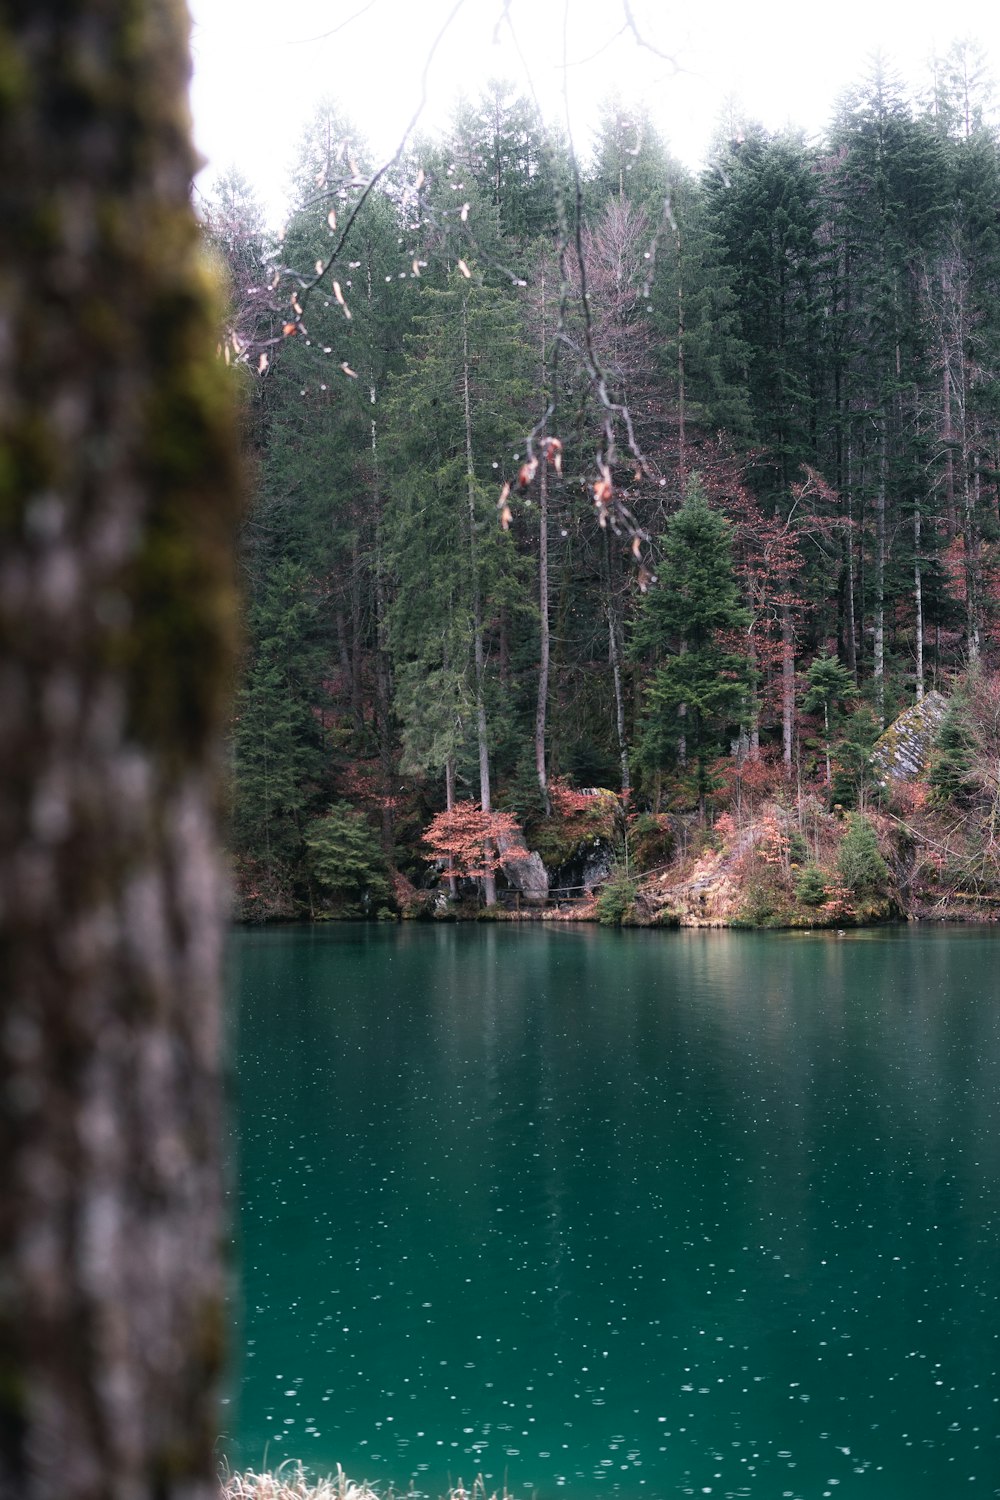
xmin=460 ymin=296 xmax=496 ymax=905
xmin=0 ymin=6 xmax=242 ymax=1499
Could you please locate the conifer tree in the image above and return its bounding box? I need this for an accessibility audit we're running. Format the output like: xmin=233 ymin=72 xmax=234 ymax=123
xmin=384 ymin=268 xmax=532 ymax=898
xmin=631 ymin=478 xmax=752 ymax=809
xmin=802 ymin=651 xmax=859 ymax=787
xmin=232 ymin=561 xmax=329 ymax=900
xmin=829 ymin=60 xmax=951 ymax=711
xmin=705 ymin=129 xmax=825 ymax=494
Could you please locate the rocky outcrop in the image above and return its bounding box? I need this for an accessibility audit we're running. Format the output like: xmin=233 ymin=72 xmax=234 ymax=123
xmin=646 ymin=825 xmax=766 ymax=925
xmin=551 ymin=838 xmax=615 ymax=898
xmin=496 ymin=830 xmax=550 ymax=904
xmin=871 ymin=690 xmax=948 ymax=783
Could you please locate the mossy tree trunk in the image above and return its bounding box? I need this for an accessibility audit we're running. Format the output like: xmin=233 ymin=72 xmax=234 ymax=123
xmin=0 ymin=5 xmax=241 ymax=1498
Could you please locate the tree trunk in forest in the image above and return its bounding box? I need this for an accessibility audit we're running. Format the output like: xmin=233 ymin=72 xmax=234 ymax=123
xmin=674 ymin=222 xmax=686 ymax=491
xmin=535 ymin=453 xmax=551 ymax=813
xmin=373 ymin=562 xmax=394 ymax=850
xmin=461 ymin=296 xmax=496 ymax=905
xmin=914 ymin=505 xmax=925 ymax=703
xmin=844 ymin=436 xmax=858 ymax=680
xmin=444 ymin=756 xmax=458 ymax=897
xmin=943 ymin=363 xmax=958 ymax=539
xmin=781 ymin=598 xmax=795 ymax=777
xmin=0 ymin=6 xmax=241 ymax=1498
xmin=335 ymin=605 xmax=352 ymax=685
xmin=534 ymin=271 xmax=551 ymax=815
xmin=350 ymin=535 xmax=365 ymax=737
xmin=367 ymin=269 xmax=394 ymax=853
xmin=961 ymin=410 xmax=980 ymax=665
xmin=874 ymin=419 xmax=887 ymax=726
xmin=604 ymin=534 xmax=631 ymax=796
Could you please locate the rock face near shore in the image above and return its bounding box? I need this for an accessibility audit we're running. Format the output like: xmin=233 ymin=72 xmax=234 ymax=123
xmin=496 ymin=830 xmax=550 ymax=904
xmin=871 ymin=690 xmax=948 ymax=783
xmin=644 ymin=825 xmax=767 ymax=926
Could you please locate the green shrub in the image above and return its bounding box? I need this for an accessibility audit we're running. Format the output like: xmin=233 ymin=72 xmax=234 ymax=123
xmin=305 ymin=802 xmax=391 ymax=914
xmin=795 ymin=863 xmax=829 ymax=906
xmin=836 ymin=813 xmax=889 ymax=896
xmin=788 ymin=829 xmax=809 ymax=865
xmin=595 ymin=870 xmax=639 ymax=926
xmin=737 ymin=879 xmax=781 ymax=927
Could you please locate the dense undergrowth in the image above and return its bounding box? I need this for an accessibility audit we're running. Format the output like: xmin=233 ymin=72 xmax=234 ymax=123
xmin=232 ymin=661 xmax=1000 ymax=928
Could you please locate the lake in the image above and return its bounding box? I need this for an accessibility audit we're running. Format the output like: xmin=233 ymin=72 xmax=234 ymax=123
xmin=221 ymin=923 xmax=1000 ymax=1498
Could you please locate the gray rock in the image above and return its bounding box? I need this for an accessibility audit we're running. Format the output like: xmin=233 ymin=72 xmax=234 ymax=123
xmin=496 ymin=830 xmax=550 ymax=904
xmin=871 ymin=690 xmax=948 ymax=782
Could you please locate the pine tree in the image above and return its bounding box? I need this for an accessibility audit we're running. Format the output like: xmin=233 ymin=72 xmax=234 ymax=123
xmin=631 ymin=477 xmax=752 ymax=808
xmin=705 ymin=129 xmax=825 ymax=495
xmin=802 ymin=651 xmax=859 ymax=786
xmin=305 ymin=802 xmax=391 ymax=913
xmin=452 ymin=80 xmax=567 ymax=244
xmin=384 ymin=268 xmax=533 ymax=899
xmin=232 ymin=561 xmax=329 ymax=900
xmin=649 ymin=166 xmax=751 ymax=466
xmin=828 ymin=60 xmax=951 ymax=711
xmin=837 ymin=812 xmax=890 ymax=895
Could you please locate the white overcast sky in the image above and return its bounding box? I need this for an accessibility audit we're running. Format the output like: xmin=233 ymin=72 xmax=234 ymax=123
xmin=188 ymin=0 xmax=999 ymax=224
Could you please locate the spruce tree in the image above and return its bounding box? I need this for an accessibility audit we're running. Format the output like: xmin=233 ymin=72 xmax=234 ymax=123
xmin=232 ymin=561 xmax=329 ymax=902
xmin=631 ymin=477 xmax=752 ymax=808
xmin=384 ymin=267 xmax=533 ymax=894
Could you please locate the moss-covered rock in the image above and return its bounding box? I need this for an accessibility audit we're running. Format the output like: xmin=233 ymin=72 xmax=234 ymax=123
xmin=871 ymin=691 xmax=948 ymax=784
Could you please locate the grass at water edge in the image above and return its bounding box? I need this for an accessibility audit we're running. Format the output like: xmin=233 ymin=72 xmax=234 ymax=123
xmin=223 ymin=1463 xmax=520 ymax=1500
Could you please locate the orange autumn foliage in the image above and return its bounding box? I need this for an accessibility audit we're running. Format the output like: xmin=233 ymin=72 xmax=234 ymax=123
xmin=423 ymin=802 xmax=530 ymax=879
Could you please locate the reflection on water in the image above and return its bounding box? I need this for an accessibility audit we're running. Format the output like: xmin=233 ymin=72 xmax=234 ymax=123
xmin=223 ymin=925 xmax=1000 ymax=1498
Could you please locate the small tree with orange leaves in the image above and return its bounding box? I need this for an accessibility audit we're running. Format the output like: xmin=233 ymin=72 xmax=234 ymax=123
xmin=423 ymin=801 xmax=530 ymax=898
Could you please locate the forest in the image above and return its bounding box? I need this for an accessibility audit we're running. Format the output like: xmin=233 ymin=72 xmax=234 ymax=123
xmin=206 ymin=42 xmax=1000 ymax=928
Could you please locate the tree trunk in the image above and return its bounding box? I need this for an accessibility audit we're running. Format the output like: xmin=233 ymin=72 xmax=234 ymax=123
xmin=444 ymin=756 xmax=458 ymax=897
xmin=961 ymin=417 xmax=980 ymax=665
xmin=874 ymin=418 xmax=887 ymax=726
xmin=604 ymin=534 xmax=630 ymax=795
xmin=350 ymin=535 xmax=365 ymax=737
xmin=335 ymin=605 xmax=352 ymax=686
xmin=461 ymin=296 xmax=496 ymax=905
xmin=367 ymin=266 xmax=394 ymax=852
xmin=943 ymin=362 xmax=957 ymax=538
xmin=844 ymin=434 xmax=858 ymax=679
xmin=675 ymin=222 xmax=686 ymax=491
xmin=535 ymin=453 xmax=551 ymax=813
xmin=0 ymin=6 xmax=241 ymax=1497
xmin=534 ymin=269 xmax=551 ymax=814
xmin=914 ymin=505 xmax=925 ymax=703
xmin=781 ymin=598 xmax=795 ymax=777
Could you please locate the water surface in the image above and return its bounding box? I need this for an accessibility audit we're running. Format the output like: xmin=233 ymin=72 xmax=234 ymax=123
xmin=222 ymin=923 xmax=1000 ymax=1498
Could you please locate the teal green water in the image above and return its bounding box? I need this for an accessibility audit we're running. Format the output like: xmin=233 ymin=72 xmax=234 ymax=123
xmin=222 ymin=924 xmax=1000 ymax=1498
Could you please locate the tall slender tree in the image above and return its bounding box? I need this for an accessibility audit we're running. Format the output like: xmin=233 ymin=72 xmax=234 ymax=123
xmin=0 ymin=3 xmax=241 ymax=1494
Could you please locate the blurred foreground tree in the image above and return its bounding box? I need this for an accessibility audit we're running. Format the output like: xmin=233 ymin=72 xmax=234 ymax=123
xmin=0 ymin=3 xmax=241 ymax=1497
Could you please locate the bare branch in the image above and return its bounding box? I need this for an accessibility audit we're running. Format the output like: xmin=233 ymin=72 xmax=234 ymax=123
xmin=620 ymin=0 xmax=679 ymax=67
xmin=285 ymin=0 xmax=469 ymax=317
xmin=559 ymin=23 xmax=628 ymax=69
xmin=286 ymin=0 xmax=380 ymax=46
